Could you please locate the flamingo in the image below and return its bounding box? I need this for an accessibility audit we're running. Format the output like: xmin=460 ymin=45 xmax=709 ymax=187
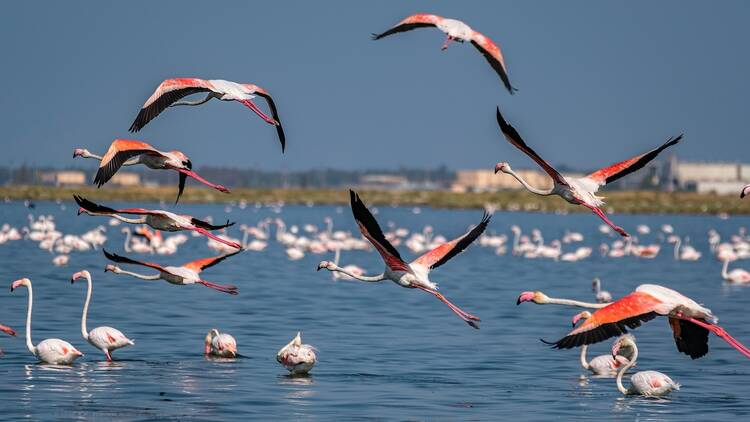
xmin=523 ymin=284 xmax=750 ymax=360
xmin=330 ymin=247 xmax=365 ymax=281
xmin=0 ymin=323 xmax=16 ymax=356
xmin=317 ymin=190 xmax=489 ymax=329
xmin=741 ymin=184 xmax=750 ymax=198
xmin=10 ymin=278 xmax=84 ymax=364
xmin=73 ymin=139 xmax=229 ymax=203
xmin=103 ymin=249 xmax=240 ymax=295
xmin=721 ymin=253 xmax=750 ymax=283
xmin=572 ymin=311 xmax=633 ymax=376
xmin=276 ymin=332 xmax=316 ymax=375
xmin=612 ymin=334 xmax=680 ymax=396
xmin=493 ymin=108 xmax=682 ymax=237
xmin=204 ymin=329 xmax=237 ymax=358
xmin=372 ymin=14 xmax=515 ymax=93
xmin=74 ymin=195 xmax=241 ymax=249
xmin=128 ymin=78 xmax=284 ymax=151
xmin=592 ymin=278 xmax=612 ymax=303
xmin=71 ymin=270 xmax=134 ymax=361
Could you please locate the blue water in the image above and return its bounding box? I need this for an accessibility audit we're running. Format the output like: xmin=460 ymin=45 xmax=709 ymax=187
xmin=0 ymin=201 xmax=749 ymax=421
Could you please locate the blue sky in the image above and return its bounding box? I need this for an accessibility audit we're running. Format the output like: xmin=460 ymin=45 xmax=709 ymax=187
xmin=1 ymin=1 xmax=748 ymax=171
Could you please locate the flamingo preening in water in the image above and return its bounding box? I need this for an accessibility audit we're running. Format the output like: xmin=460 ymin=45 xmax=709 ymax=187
xmin=128 ymin=78 xmax=285 ymax=151
xmin=103 ymin=249 xmax=241 ymax=295
xmin=276 ymin=332 xmax=317 ymax=375
xmin=74 ymin=195 xmax=241 ymax=250
xmin=11 ymin=278 xmax=84 ymax=365
xmin=73 ymin=139 xmax=229 ymax=203
xmin=612 ymin=334 xmax=680 ymax=396
xmin=494 ymin=108 xmax=682 ymax=237
xmin=372 ymin=14 xmax=515 ymax=94
xmin=204 ymin=329 xmax=237 ymax=358
xmin=518 ymin=285 xmax=750 ymax=359
xmin=317 ymin=190 xmax=490 ymax=329
xmin=572 ymin=311 xmax=633 ymax=376
xmin=71 ymin=270 xmax=134 ymax=361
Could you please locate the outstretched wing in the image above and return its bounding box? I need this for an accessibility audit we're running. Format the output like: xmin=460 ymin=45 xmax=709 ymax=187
xmin=349 ymin=190 xmax=412 ymax=273
xmin=94 ymin=140 xmax=159 ymax=187
xmin=586 ymin=135 xmax=682 ymax=186
xmin=251 ymin=86 xmax=286 ymax=152
xmin=183 ymin=249 xmax=242 ymax=273
xmin=413 ymin=212 xmax=491 ymax=270
xmin=103 ymin=249 xmax=165 ymax=272
xmin=371 ymin=13 xmax=442 ymax=40
xmin=129 ymin=78 xmax=215 ymax=132
xmin=496 ymin=108 xmax=569 ymax=187
xmin=74 ymin=195 xmax=153 ymax=215
xmin=190 ymin=217 xmax=234 ymax=231
xmin=470 ymin=32 xmax=515 ymax=94
xmin=668 ymin=317 xmax=709 ymax=359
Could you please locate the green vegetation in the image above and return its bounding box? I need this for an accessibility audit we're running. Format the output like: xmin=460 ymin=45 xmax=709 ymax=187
xmin=3 ymin=186 xmax=750 ymax=215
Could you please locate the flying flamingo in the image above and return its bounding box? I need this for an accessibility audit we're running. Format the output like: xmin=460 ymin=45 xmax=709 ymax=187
xmin=612 ymin=334 xmax=680 ymax=396
xmin=520 ymin=284 xmax=750 ymax=360
xmin=572 ymin=311 xmax=633 ymax=376
xmin=372 ymin=14 xmax=515 ymax=93
xmin=276 ymin=332 xmax=317 ymax=375
xmin=71 ymin=270 xmax=134 ymax=361
xmin=73 ymin=139 xmax=229 ymax=203
xmin=317 ymin=190 xmax=490 ymax=328
xmin=74 ymin=195 xmax=241 ymax=250
xmin=494 ymin=108 xmax=682 ymax=237
xmin=741 ymin=184 xmax=750 ymax=198
xmin=128 ymin=78 xmax=285 ymax=151
xmin=103 ymin=249 xmax=241 ymax=295
xmin=204 ymin=329 xmax=237 ymax=358
xmin=11 ymin=278 xmax=84 ymax=364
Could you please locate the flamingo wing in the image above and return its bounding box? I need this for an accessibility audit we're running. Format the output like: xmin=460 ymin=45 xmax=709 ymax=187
xmin=0 ymin=323 xmax=15 ymax=337
xmin=668 ymin=317 xmax=709 ymax=359
xmin=371 ymin=13 xmax=442 ymax=40
xmin=183 ymin=249 xmax=242 ymax=273
xmin=74 ymin=195 xmax=153 ymax=216
xmin=251 ymin=87 xmax=286 ymax=152
xmin=103 ymin=249 xmax=166 ymax=272
xmin=470 ymin=33 xmax=515 ymax=94
xmin=586 ymin=135 xmax=683 ymax=186
xmin=129 ymin=78 xmax=215 ymax=132
xmin=413 ymin=211 xmax=491 ymax=270
xmin=190 ymin=217 xmax=235 ymax=231
xmin=94 ymin=140 xmax=159 ymax=187
xmin=546 ymin=291 xmax=661 ymax=349
xmin=349 ymin=190 xmax=413 ymax=273
xmin=496 ymin=108 xmax=569 ymax=187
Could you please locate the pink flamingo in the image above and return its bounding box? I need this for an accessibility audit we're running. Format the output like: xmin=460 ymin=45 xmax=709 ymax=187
xmin=204 ymin=329 xmax=237 ymax=358
xmin=0 ymin=323 xmax=15 ymax=356
xmin=277 ymin=332 xmax=317 ymax=375
xmin=317 ymin=190 xmax=490 ymax=328
xmin=494 ymin=108 xmax=681 ymax=237
xmin=572 ymin=311 xmax=633 ymax=376
xmin=613 ymin=334 xmax=680 ymax=396
xmin=103 ymin=249 xmax=240 ymax=295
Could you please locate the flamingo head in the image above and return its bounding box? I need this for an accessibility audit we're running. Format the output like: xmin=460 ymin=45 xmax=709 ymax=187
xmin=10 ymin=278 xmax=30 ymax=292
xmin=494 ymin=162 xmax=511 ymax=174
xmin=104 ymin=264 xmax=119 ymax=273
xmin=516 ymin=291 xmax=547 ymax=305
xmin=242 ymin=83 xmax=265 ymax=96
xmin=0 ymin=324 xmax=16 ymax=337
xmin=317 ymin=260 xmax=336 ymax=271
xmin=742 ymin=184 xmax=750 ymax=199
xmin=571 ymin=311 xmax=592 ymax=327
xmin=611 ymin=333 xmax=636 ymax=358
xmin=71 ymin=270 xmax=90 ymax=284
xmin=72 ymin=148 xmax=89 ymax=158
xmin=591 ymin=277 xmax=600 ymax=290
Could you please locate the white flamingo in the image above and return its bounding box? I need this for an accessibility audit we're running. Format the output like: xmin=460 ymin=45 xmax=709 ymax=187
xmin=613 ymin=334 xmax=680 ymax=396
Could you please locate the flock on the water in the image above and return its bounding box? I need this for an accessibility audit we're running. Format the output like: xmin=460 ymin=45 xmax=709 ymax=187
xmin=2 ymin=12 xmax=750 ymax=395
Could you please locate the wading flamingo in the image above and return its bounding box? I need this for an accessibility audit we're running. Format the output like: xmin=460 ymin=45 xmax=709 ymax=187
xmin=525 ymin=284 xmax=750 ymax=360
xmin=721 ymin=254 xmax=750 ymax=283
xmin=372 ymin=14 xmax=515 ymax=93
xmin=613 ymin=334 xmax=680 ymax=396
xmin=71 ymin=270 xmax=134 ymax=361
xmin=592 ymin=277 xmax=612 ymax=303
xmin=276 ymin=332 xmax=316 ymax=375
xmin=129 ymin=78 xmax=285 ymax=151
xmin=73 ymin=139 xmax=229 ymax=203
xmin=572 ymin=311 xmax=633 ymax=376
xmin=204 ymin=329 xmax=237 ymax=358
xmin=11 ymin=278 xmax=84 ymax=364
xmin=317 ymin=190 xmax=490 ymax=328
xmin=103 ymin=249 xmax=241 ymax=295
xmin=75 ymin=195 xmax=241 ymax=249
xmin=494 ymin=108 xmax=682 ymax=237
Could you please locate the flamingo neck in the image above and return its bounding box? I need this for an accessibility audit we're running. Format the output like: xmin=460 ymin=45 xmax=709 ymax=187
xmin=722 ymin=259 xmax=730 ymax=280
xmin=81 ymin=274 xmax=92 ymax=340
xmin=512 ymin=231 xmax=519 ymax=253
xmin=23 ymin=284 xmax=36 ymax=355
xmin=580 ymin=345 xmax=590 ymax=369
xmin=616 ymin=343 xmax=638 ymax=395
xmin=542 ymin=297 xmax=608 ymax=309
xmin=505 ymin=169 xmax=554 ymax=196
xmin=329 ymin=264 xmax=384 ymax=282
xmin=593 ymin=279 xmax=601 ymax=294
xmin=123 ymin=229 xmax=132 ymax=253
xmin=118 ymin=269 xmax=161 ymax=280
xmin=241 ymin=230 xmax=249 ymax=248
xmin=113 ymin=215 xmax=147 ymax=225
xmin=83 ymin=152 xmax=105 ymax=161
xmin=674 ymin=238 xmax=681 ymax=260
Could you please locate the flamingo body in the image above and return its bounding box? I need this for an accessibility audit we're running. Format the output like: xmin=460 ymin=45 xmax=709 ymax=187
xmin=205 ymin=329 xmax=237 ymax=358
xmin=277 ymin=332 xmax=316 ymax=375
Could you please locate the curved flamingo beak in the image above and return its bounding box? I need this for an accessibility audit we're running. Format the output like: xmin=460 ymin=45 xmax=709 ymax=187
xmin=611 ymin=342 xmax=621 ymax=358
xmin=572 ymin=313 xmax=585 ymax=326
xmin=10 ymin=279 xmax=24 ymax=292
xmin=516 ymin=291 xmax=535 ymax=305
xmin=73 ymin=148 xmax=85 ymax=158
xmin=742 ymin=184 xmax=750 ymax=199
xmin=71 ymin=271 xmax=83 ymax=284
xmin=0 ymin=324 xmax=16 ymax=337
xmin=494 ymin=163 xmax=503 ymax=174
xmin=104 ymin=264 xmax=116 ymax=273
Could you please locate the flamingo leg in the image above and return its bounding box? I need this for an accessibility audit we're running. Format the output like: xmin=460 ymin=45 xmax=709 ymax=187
xmin=193 ymin=227 xmax=241 ymax=249
xmin=239 ymin=99 xmax=279 ymax=126
xmin=104 ymin=349 xmax=112 ymax=362
xmin=176 ymin=169 xmax=230 ymax=193
xmin=415 ymin=286 xmax=480 ymax=329
xmin=198 ymin=279 xmax=239 ymax=295
xmin=677 ymin=313 xmax=750 ymax=359
xmin=441 ymin=35 xmax=453 ymax=51
xmin=580 ymin=203 xmax=629 ymax=237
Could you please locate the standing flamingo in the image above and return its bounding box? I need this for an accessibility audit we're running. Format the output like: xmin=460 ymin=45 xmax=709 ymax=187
xmin=612 ymin=334 xmax=680 ymax=396
xmin=71 ymin=270 xmax=134 ymax=361
xmin=721 ymin=254 xmax=750 ymax=283
xmin=529 ymin=284 xmax=750 ymax=360
xmin=75 ymin=195 xmax=241 ymax=249
xmin=276 ymin=332 xmax=317 ymax=375
xmin=592 ymin=277 xmax=612 ymax=303
xmin=73 ymin=139 xmax=229 ymax=203
xmin=494 ymin=108 xmax=682 ymax=237
xmin=317 ymin=190 xmax=490 ymax=328
xmin=204 ymin=329 xmax=237 ymax=358
xmin=103 ymin=249 xmax=241 ymax=295
xmin=372 ymin=14 xmax=515 ymax=93
xmin=129 ymin=78 xmax=284 ymax=151
xmin=572 ymin=311 xmax=633 ymax=376
xmin=10 ymin=278 xmax=84 ymax=364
